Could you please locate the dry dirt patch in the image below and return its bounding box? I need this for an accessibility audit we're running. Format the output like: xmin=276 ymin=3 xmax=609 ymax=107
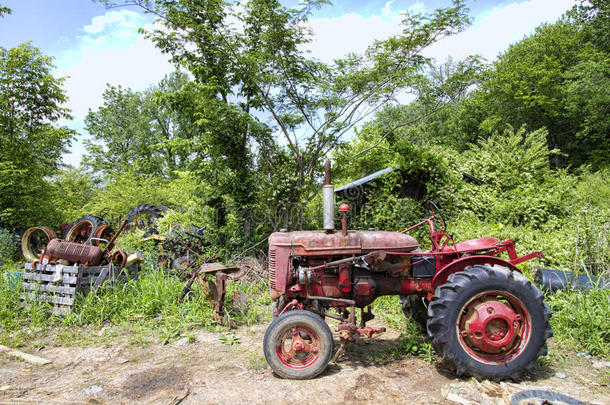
xmin=0 ymin=323 xmax=608 ymax=404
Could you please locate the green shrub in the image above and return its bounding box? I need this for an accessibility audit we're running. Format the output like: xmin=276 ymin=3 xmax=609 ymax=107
xmin=0 ymin=228 xmax=17 ymax=263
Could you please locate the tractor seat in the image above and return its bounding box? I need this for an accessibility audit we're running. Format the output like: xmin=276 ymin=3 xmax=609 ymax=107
xmin=452 ymin=237 xmax=501 ymax=253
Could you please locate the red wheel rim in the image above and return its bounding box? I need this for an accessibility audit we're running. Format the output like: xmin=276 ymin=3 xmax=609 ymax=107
xmin=457 ymin=291 xmax=531 ymax=364
xmin=276 ymin=326 xmax=321 ymax=369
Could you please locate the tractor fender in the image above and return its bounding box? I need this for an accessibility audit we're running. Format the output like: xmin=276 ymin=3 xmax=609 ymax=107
xmin=432 ymin=255 xmax=521 ymax=292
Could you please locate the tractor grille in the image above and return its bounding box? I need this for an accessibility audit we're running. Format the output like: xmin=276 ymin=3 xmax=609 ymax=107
xmin=269 ymin=248 xmax=276 ymax=289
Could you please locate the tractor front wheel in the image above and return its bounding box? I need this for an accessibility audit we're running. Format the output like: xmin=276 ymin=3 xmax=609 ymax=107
xmin=427 ymin=265 xmax=552 ymax=380
xmin=263 ymin=310 xmax=333 ymax=379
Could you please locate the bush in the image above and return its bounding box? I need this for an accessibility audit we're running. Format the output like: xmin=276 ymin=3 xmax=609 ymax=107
xmin=0 ymin=228 xmax=17 ymax=264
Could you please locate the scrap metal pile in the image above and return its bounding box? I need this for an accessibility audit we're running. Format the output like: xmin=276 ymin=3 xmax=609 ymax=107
xmin=19 ymin=206 xmax=252 ymax=322
xmin=20 ymin=213 xmax=142 ymax=314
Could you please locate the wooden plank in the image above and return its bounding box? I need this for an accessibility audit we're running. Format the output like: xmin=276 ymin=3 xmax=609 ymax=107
xmin=21 ymin=282 xmax=76 ymax=296
xmin=22 ymin=293 xmax=74 ymax=306
xmin=24 ymin=263 xmax=79 ymax=274
xmin=21 ymin=272 xmax=77 ymax=284
xmin=0 ymin=345 xmax=51 ymax=365
xmin=22 ymin=303 xmax=71 ymax=316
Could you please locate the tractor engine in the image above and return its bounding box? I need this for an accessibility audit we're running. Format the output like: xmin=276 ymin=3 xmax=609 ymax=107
xmin=268 ymin=229 xmax=422 ymax=308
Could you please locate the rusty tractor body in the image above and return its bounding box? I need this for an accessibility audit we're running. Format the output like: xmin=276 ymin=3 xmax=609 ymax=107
xmin=263 ymin=161 xmax=552 ymax=380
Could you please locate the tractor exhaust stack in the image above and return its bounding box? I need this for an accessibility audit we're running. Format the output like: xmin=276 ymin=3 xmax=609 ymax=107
xmin=323 ymin=160 xmax=335 ymax=232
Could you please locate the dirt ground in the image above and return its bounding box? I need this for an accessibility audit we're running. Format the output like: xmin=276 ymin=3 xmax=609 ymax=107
xmin=0 ymin=322 xmax=608 ymax=405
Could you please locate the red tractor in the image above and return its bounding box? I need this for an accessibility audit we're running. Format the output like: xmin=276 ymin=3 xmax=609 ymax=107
xmin=263 ymin=162 xmax=552 ymax=380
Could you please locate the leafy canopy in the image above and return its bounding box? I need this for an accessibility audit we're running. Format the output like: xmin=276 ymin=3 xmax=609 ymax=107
xmin=96 ymin=0 xmax=471 ymax=188
xmin=0 ymin=43 xmax=74 ymax=229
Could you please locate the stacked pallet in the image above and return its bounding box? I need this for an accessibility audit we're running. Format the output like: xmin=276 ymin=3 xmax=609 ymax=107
xmin=22 ymin=262 xmax=138 ymax=315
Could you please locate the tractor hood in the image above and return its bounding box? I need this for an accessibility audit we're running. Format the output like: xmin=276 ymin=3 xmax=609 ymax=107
xmin=269 ymin=230 xmax=419 ymax=256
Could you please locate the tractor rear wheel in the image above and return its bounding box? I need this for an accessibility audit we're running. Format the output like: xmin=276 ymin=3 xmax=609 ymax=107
xmin=427 ymin=265 xmax=552 ymax=380
xmin=263 ymin=310 xmax=333 ymax=379
xmin=399 ymin=294 xmax=429 ymax=330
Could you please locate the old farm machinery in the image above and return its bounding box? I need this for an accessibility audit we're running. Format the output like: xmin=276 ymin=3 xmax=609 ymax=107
xmin=263 ymin=161 xmax=552 ymax=380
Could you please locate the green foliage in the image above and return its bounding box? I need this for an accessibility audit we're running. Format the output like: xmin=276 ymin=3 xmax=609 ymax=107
xmin=570 ymin=0 xmax=610 ymax=52
xmin=548 ymin=289 xmax=610 ymax=357
xmin=85 ymin=71 xmax=194 ymax=178
xmin=0 ymin=262 xmax=270 ymax=348
xmin=0 ymin=2 xmax=11 ymax=17
xmin=447 ymin=15 xmax=610 ymax=169
xmin=50 ymin=167 xmax=98 ymax=225
xmin=95 ymin=0 xmax=473 ymax=237
xmin=0 ymin=228 xmax=17 ymax=263
xmin=453 ymin=126 xmax=574 ymax=228
xmin=461 ymin=126 xmax=556 ymax=190
xmin=563 ymin=52 xmax=610 ymax=168
xmin=66 ymin=266 xmax=212 ymax=327
xmin=0 ymin=43 xmax=74 ymax=229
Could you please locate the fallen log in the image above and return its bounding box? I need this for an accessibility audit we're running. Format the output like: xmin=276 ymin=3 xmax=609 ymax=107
xmin=0 ymin=345 xmax=51 ymax=365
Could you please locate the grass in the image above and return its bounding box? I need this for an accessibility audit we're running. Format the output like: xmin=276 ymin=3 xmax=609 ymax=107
xmin=547 ymin=288 xmax=610 ymax=358
xmin=0 ymin=260 xmax=272 ymax=349
xmin=1 ymin=248 xmax=608 ymax=364
xmin=248 ymin=355 xmax=268 ymax=370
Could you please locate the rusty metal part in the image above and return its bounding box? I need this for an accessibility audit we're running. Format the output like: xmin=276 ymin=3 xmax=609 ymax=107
xmin=101 ymin=220 xmax=128 ymax=258
xmin=270 ymin=230 xmax=418 ymax=256
xmin=339 ymin=203 xmax=349 ymax=237
xmin=44 ymin=239 xmax=103 ymax=265
xmin=91 ymin=223 xmax=114 ymax=247
xmin=462 ymin=298 xmax=520 ymax=354
xmin=64 ymin=216 xmax=103 ymax=244
xmin=324 ymin=160 xmax=331 ymax=186
xmin=363 ymin=250 xmax=411 ymax=273
xmin=178 ymin=262 xmax=253 ymax=327
xmin=21 ymin=226 xmax=57 ymax=262
xmin=110 ymin=247 xmax=127 ymax=267
xmin=125 ymin=251 xmax=144 ymax=267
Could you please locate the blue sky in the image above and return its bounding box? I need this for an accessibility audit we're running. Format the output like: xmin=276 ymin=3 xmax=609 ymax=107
xmin=0 ymin=0 xmax=577 ymax=166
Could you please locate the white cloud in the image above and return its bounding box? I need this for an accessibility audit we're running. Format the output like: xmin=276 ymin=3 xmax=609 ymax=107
xmin=423 ymin=0 xmax=577 ymax=62
xmin=55 ymin=10 xmax=174 ymax=166
xmin=407 ymin=2 xmax=426 ymax=14
xmin=306 ymin=0 xmax=576 ymax=64
xmin=306 ymin=12 xmax=403 ymax=62
xmin=83 ymin=10 xmax=144 ymax=34
xmin=381 ymin=1 xmax=394 ymax=17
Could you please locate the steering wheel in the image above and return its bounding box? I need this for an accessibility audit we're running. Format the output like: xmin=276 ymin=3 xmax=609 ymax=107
xmin=426 ymin=200 xmax=446 ymax=233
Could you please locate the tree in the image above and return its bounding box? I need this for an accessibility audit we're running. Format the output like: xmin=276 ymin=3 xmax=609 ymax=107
xmin=452 ymin=18 xmax=610 ymax=168
xmin=570 ymin=0 xmax=610 ymax=52
xmin=84 ymin=71 xmax=195 ymax=178
xmin=0 ymin=43 xmax=74 ymax=229
xmin=97 ymin=0 xmax=471 ymax=235
xmin=0 ymin=2 xmax=11 ymax=17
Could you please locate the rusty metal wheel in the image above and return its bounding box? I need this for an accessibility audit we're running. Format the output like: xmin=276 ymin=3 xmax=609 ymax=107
xmin=90 ymin=223 xmax=114 ymax=247
xmin=172 ymin=256 xmax=197 ymax=273
xmin=63 ymin=215 xmax=105 ymax=244
xmin=427 ymin=265 xmax=552 ymax=380
xmin=126 ymin=204 xmax=168 ymax=234
xmin=21 ymin=226 xmax=57 ymax=262
xmin=263 ymin=310 xmax=333 ymax=379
